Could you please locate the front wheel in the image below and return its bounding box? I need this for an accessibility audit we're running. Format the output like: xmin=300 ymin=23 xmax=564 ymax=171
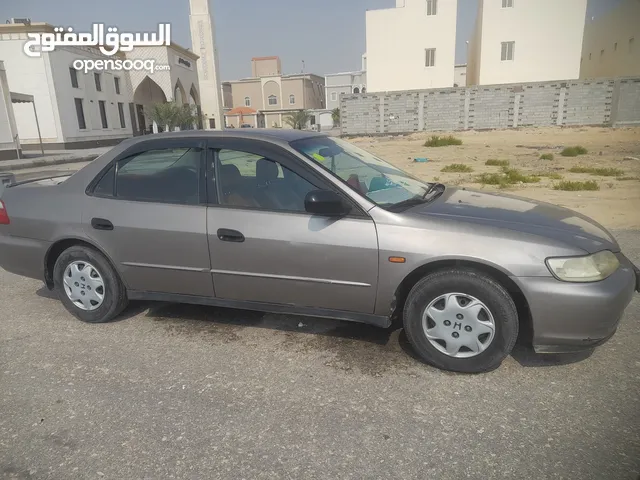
xmin=53 ymin=245 xmax=128 ymax=323
xmin=403 ymin=269 xmax=519 ymax=373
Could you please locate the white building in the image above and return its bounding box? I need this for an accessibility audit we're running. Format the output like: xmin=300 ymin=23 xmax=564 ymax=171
xmin=0 ymin=21 xmax=203 ymax=148
xmin=325 ymin=70 xmax=367 ymax=110
xmin=0 ymin=22 xmax=134 ymax=149
xmin=467 ymin=0 xmax=588 ymax=86
xmin=0 ymin=61 xmax=20 ymax=159
xmin=366 ymin=0 xmax=457 ymax=92
xmin=580 ymin=0 xmax=640 ymax=79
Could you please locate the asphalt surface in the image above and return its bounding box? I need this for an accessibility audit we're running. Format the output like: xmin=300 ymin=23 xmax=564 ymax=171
xmin=1 ymin=231 xmax=639 ymax=480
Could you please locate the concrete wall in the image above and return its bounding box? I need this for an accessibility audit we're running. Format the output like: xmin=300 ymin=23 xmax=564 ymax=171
xmin=454 ymin=65 xmax=467 ymax=87
xmin=469 ymin=0 xmax=587 ymax=86
xmin=366 ymin=0 xmax=457 ymax=92
xmin=340 ymin=77 xmax=640 ymax=135
xmin=252 ymin=57 xmax=281 ymax=77
xmin=580 ymin=0 xmax=640 ymax=79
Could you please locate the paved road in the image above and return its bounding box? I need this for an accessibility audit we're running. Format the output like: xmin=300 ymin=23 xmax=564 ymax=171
xmin=1 ymin=231 xmax=639 ymax=480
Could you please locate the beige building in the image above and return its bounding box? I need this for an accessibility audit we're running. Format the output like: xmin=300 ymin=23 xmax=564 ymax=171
xmin=580 ymin=0 xmax=640 ymax=79
xmin=225 ymin=56 xmax=325 ymax=128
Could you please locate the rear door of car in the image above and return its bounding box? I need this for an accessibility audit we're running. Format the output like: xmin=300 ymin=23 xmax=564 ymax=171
xmin=204 ymin=138 xmax=379 ymax=314
xmin=82 ymin=137 xmax=213 ymax=297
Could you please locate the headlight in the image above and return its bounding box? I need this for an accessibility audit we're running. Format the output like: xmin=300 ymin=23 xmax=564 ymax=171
xmin=546 ymin=250 xmax=620 ymax=282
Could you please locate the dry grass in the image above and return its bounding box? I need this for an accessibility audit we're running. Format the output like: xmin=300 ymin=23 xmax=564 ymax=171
xmin=560 ymin=146 xmax=588 ymax=157
xmin=540 ymin=153 xmax=555 ymax=160
xmin=553 ymin=180 xmax=600 ymax=191
xmin=425 ymin=135 xmax=463 ymax=147
xmin=534 ymin=171 xmax=564 ymax=180
xmin=568 ymin=166 xmax=625 ymax=176
xmin=477 ymin=168 xmax=540 ymax=187
xmin=485 ymin=159 xmax=510 ymax=167
xmin=441 ymin=163 xmax=473 ymax=173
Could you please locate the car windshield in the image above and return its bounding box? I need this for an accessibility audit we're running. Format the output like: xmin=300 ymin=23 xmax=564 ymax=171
xmin=290 ymin=136 xmax=435 ymax=209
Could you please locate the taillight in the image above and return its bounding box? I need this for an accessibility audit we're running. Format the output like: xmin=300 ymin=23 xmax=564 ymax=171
xmin=0 ymin=200 xmax=9 ymax=225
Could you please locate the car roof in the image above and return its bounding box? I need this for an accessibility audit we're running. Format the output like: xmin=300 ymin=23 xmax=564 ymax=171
xmin=131 ymin=128 xmax=327 ymax=144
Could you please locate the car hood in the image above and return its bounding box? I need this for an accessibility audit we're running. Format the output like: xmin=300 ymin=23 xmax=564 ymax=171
xmin=409 ymin=187 xmax=618 ymax=253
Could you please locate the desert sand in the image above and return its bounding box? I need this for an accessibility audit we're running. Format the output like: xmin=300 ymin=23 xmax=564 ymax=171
xmin=350 ymin=126 xmax=640 ymax=229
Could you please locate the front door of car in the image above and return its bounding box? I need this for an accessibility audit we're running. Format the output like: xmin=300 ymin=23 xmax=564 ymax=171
xmin=205 ymin=139 xmax=379 ymax=314
xmin=82 ymin=138 xmax=213 ymax=297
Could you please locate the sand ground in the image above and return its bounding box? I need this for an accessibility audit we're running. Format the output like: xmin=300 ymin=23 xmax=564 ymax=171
xmin=350 ymin=126 xmax=640 ymax=229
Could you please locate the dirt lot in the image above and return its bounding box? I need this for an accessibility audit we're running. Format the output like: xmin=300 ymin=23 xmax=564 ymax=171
xmin=350 ymin=126 xmax=640 ymax=229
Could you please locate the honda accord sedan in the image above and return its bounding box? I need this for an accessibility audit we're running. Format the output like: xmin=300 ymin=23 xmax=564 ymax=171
xmin=0 ymin=129 xmax=637 ymax=373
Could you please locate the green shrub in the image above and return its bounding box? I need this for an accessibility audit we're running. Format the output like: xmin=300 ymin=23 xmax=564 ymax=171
xmin=485 ymin=159 xmax=509 ymax=167
xmin=425 ymin=135 xmax=463 ymax=147
xmin=568 ymin=166 xmax=625 ymax=176
xmin=477 ymin=168 xmax=540 ymax=186
xmin=553 ymin=180 xmax=599 ymax=191
xmin=441 ymin=163 xmax=473 ymax=173
xmin=616 ymin=176 xmax=639 ymax=181
xmin=534 ymin=172 xmax=563 ymax=179
xmin=561 ymin=146 xmax=588 ymax=157
xmin=540 ymin=153 xmax=554 ymax=160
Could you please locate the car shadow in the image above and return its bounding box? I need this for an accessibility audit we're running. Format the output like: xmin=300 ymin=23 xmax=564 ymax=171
xmin=35 ymin=286 xmax=153 ymax=323
xmin=143 ymin=301 xmax=399 ymax=347
xmin=36 ymin=288 xmax=596 ymax=371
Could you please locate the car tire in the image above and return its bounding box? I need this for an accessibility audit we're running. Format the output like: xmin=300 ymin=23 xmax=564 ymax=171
xmin=403 ymin=268 xmax=518 ymax=373
xmin=53 ymin=245 xmax=129 ymax=323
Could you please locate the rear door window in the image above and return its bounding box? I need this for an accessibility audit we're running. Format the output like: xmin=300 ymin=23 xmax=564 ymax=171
xmin=115 ymin=147 xmax=203 ymax=205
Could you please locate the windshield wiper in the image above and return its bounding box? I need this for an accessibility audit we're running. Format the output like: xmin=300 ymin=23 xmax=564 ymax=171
xmin=385 ymin=196 xmax=427 ymax=212
xmin=422 ymin=182 xmax=446 ymax=199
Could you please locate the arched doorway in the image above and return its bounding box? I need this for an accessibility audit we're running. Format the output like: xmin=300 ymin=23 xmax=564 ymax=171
xmin=174 ymin=79 xmax=187 ymax=105
xmin=189 ymin=84 xmax=202 ymax=130
xmin=133 ymin=76 xmax=167 ymax=134
xmin=353 ymin=87 xmax=360 ymax=94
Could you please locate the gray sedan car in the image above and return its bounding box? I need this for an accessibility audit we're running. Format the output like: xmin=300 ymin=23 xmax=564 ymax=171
xmin=0 ymin=129 xmax=637 ymax=373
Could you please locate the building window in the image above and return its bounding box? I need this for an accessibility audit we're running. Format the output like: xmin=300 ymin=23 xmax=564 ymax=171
xmin=362 ymin=87 xmax=366 ymax=93
xmin=118 ymin=102 xmax=126 ymax=128
xmin=114 ymin=77 xmax=121 ymax=95
xmin=69 ymin=67 xmax=79 ymax=88
xmin=502 ymin=0 xmax=513 ymax=7
xmin=94 ymin=73 xmax=102 ymax=92
xmin=501 ymin=41 xmax=515 ymax=61
xmin=74 ymin=98 xmax=86 ymax=130
xmin=353 ymin=87 xmax=360 ymax=94
xmin=331 ymin=92 xmax=337 ymax=101
xmin=268 ymin=95 xmax=277 ymax=105
xmin=98 ymin=100 xmax=108 ymax=128
xmin=425 ymin=48 xmax=436 ymax=67
xmin=244 ymin=96 xmax=251 ymax=107
xmin=426 ymin=0 xmax=437 ymax=15
xmin=630 ymin=37 xmax=635 ymax=53
xmin=289 ymin=94 xmax=295 ymax=105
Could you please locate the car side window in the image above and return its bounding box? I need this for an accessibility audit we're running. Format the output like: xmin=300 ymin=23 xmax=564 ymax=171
xmin=217 ymin=148 xmax=318 ymax=212
xmin=93 ymin=164 xmax=115 ymax=196
xmin=115 ymin=147 xmax=202 ymax=205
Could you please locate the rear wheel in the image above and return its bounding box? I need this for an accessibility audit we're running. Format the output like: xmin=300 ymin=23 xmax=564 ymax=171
xmin=403 ymin=269 xmax=518 ymax=373
xmin=53 ymin=245 xmax=128 ymax=323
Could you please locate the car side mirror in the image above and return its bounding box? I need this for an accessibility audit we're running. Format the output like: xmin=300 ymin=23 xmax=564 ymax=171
xmin=304 ymin=190 xmax=351 ymax=216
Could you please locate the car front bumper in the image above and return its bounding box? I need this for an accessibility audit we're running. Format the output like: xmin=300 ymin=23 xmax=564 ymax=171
xmin=513 ymin=254 xmax=638 ymax=354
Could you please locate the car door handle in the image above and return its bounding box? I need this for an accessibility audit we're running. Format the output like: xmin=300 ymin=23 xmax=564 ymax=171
xmin=91 ymin=218 xmax=114 ymax=231
xmin=217 ymin=228 xmax=244 ymax=243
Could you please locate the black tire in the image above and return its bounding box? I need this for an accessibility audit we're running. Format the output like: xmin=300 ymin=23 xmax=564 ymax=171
xmin=53 ymin=245 xmax=129 ymax=323
xmin=403 ymin=268 xmax=518 ymax=373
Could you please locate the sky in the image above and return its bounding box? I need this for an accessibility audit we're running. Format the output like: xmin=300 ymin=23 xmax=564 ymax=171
xmin=1 ymin=0 xmax=624 ymax=81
